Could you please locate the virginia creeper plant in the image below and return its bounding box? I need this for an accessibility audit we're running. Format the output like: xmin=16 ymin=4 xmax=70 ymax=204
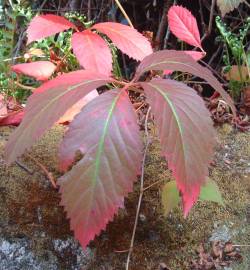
xmin=5 ymin=6 xmax=235 ymax=249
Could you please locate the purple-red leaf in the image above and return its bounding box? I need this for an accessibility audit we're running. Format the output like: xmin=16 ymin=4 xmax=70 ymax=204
xmin=58 ymin=89 xmax=143 ymax=248
xmin=72 ymin=30 xmax=113 ymax=75
xmin=163 ymin=50 xmax=205 ymax=75
xmin=135 ymin=50 xmax=235 ymax=115
xmin=141 ymin=79 xmax=216 ymax=215
xmin=11 ymin=61 xmax=56 ymax=81
xmin=27 ymin=14 xmax=76 ymax=44
xmin=168 ymin=5 xmax=202 ymax=49
xmin=5 ymin=70 xmax=112 ymax=164
xmin=92 ymin=22 xmax=153 ymax=61
xmin=0 ymin=111 xmax=24 ymax=127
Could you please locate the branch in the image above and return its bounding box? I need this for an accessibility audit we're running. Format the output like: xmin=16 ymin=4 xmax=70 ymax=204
xmin=125 ymin=107 xmax=151 ymax=270
xmin=114 ymin=0 xmax=134 ymax=28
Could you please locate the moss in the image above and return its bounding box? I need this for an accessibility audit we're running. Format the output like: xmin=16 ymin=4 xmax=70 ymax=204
xmin=90 ymin=125 xmax=250 ymax=269
xmin=0 ymin=126 xmax=74 ymax=267
xmin=0 ymin=124 xmax=249 ymax=269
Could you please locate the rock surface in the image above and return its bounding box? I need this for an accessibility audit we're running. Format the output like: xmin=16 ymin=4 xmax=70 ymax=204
xmin=0 ymin=124 xmax=249 ymax=269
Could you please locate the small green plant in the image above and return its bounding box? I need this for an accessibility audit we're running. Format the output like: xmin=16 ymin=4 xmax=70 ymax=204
xmin=0 ymin=2 xmax=32 ymax=100
xmin=216 ymin=16 xmax=250 ymax=99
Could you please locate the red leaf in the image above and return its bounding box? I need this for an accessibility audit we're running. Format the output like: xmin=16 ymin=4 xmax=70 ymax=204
xmin=27 ymin=14 xmax=76 ymax=44
xmin=92 ymin=22 xmax=153 ymax=61
xmin=11 ymin=61 xmax=56 ymax=81
xmin=58 ymin=90 xmax=98 ymax=124
xmin=72 ymin=30 xmax=113 ymax=76
xmin=135 ymin=50 xmax=236 ymax=115
xmin=184 ymin=50 xmax=205 ymax=61
xmin=0 ymin=111 xmax=24 ymax=126
xmin=168 ymin=5 xmax=202 ymax=49
xmin=58 ymin=89 xmax=142 ymax=248
xmin=5 ymin=70 xmax=112 ymax=164
xmin=163 ymin=50 xmax=205 ymax=75
xmin=141 ymin=79 xmax=216 ymax=215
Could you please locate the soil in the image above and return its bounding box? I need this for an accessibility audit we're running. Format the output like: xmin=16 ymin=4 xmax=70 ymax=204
xmin=0 ymin=124 xmax=249 ymax=270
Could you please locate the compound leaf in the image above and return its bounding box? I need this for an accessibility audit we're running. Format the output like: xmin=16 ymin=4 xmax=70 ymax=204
xmin=27 ymin=14 xmax=76 ymax=44
xmin=135 ymin=50 xmax=235 ymax=115
xmin=58 ymin=89 xmax=143 ymax=248
xmin=168 ymin=5 xmax=202 ymax=49
xmin=141 ymin=79 xmax=216 ymax=216
xmin=92 ymin=22 xmax=153 ymax=61
xmin=72 ymin=30 xmax=113 ymax=76
xmin=11 ymin=61 xmax=56 ymax=81
xmin=5 ymin=70 xmax=112 ymax=163
xmin=217 ymin=0 xmax=245 ymax=16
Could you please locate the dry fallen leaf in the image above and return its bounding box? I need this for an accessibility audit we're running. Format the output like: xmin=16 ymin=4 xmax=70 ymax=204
xmin=222 ymin=65 xmax=249 ymax=82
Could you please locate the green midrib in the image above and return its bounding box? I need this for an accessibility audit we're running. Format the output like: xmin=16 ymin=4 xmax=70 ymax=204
xmin=144 ymin=60 xmax=194 ymax=73
xmin=93 ymin=91 xmax=121 ymax=184
xmin=148 ymin=82 xmax=187 ymax=176
xmin=10 ymin=78 xmax=107 ymax=162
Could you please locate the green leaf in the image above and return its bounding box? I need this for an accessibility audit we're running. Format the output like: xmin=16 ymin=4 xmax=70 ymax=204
xmin=161 ymin=179 xmax=224 ymax=216
xmin=162 ymin=181 xmax=180 ymax=216
xmin=200 ymin=179 xmax=225 ymax=206
xmin=5 ymin=21 xmax=15 ymax=31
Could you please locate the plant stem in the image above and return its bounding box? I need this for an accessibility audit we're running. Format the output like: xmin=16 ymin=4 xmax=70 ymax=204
xmin=125 ymin=107 xmax=151 ymax=270
xmin=26 ymin=154 xmax=57 ymax=188
xmin=114 ymin=0 xmax=134 ymax=28
xmin=243 ymin=0 xmax=250 ymax=8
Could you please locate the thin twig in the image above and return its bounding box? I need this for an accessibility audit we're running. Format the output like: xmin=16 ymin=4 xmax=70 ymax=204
xmin=208 ymin=44 xmax=223 ymax=66
xmin=208 ymin=0 xmax=216 ymax=36
xmin=114 ymin=0 xmax=134 ymax=28
xmin=125 ymin=107 xmax=151 ymax=270
xmin=114 ymin=248 xmax=130 ymax=253
xmin=155 ymin=0 xmax=169 ymax=50
xmin=8 ymin=0 xmax=14 ymax=9
xmin=243 ymin=0 xmax=250 ymax=8
xmin=163 ymin=0 xmax=176 ymax=49
xmin=26 ymin=153 xmax=57 ymax=188
xmin=15 ymin=81 xmax=36 ymax=91
xmin=40 ymin=0 xmax=48 ymax=10
xmin=143 ymin=178 xmax=164 ymax=192
xmin=87 ymin=0 xmax=91 ymax=21
xmin=200 ymin=60 xmax=228 ymax=84
xmin=232 ymin=244 xmax=250 ymax=247
xmin=198 ymin=0 xmax=206 ymax=35
xmin=135 ymin=102 xmax=145 ymax=112
xmin=15 ymin=160 xmax=34 ymax=175
xmin=201 ymin=0 xmax=215 ymax=42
